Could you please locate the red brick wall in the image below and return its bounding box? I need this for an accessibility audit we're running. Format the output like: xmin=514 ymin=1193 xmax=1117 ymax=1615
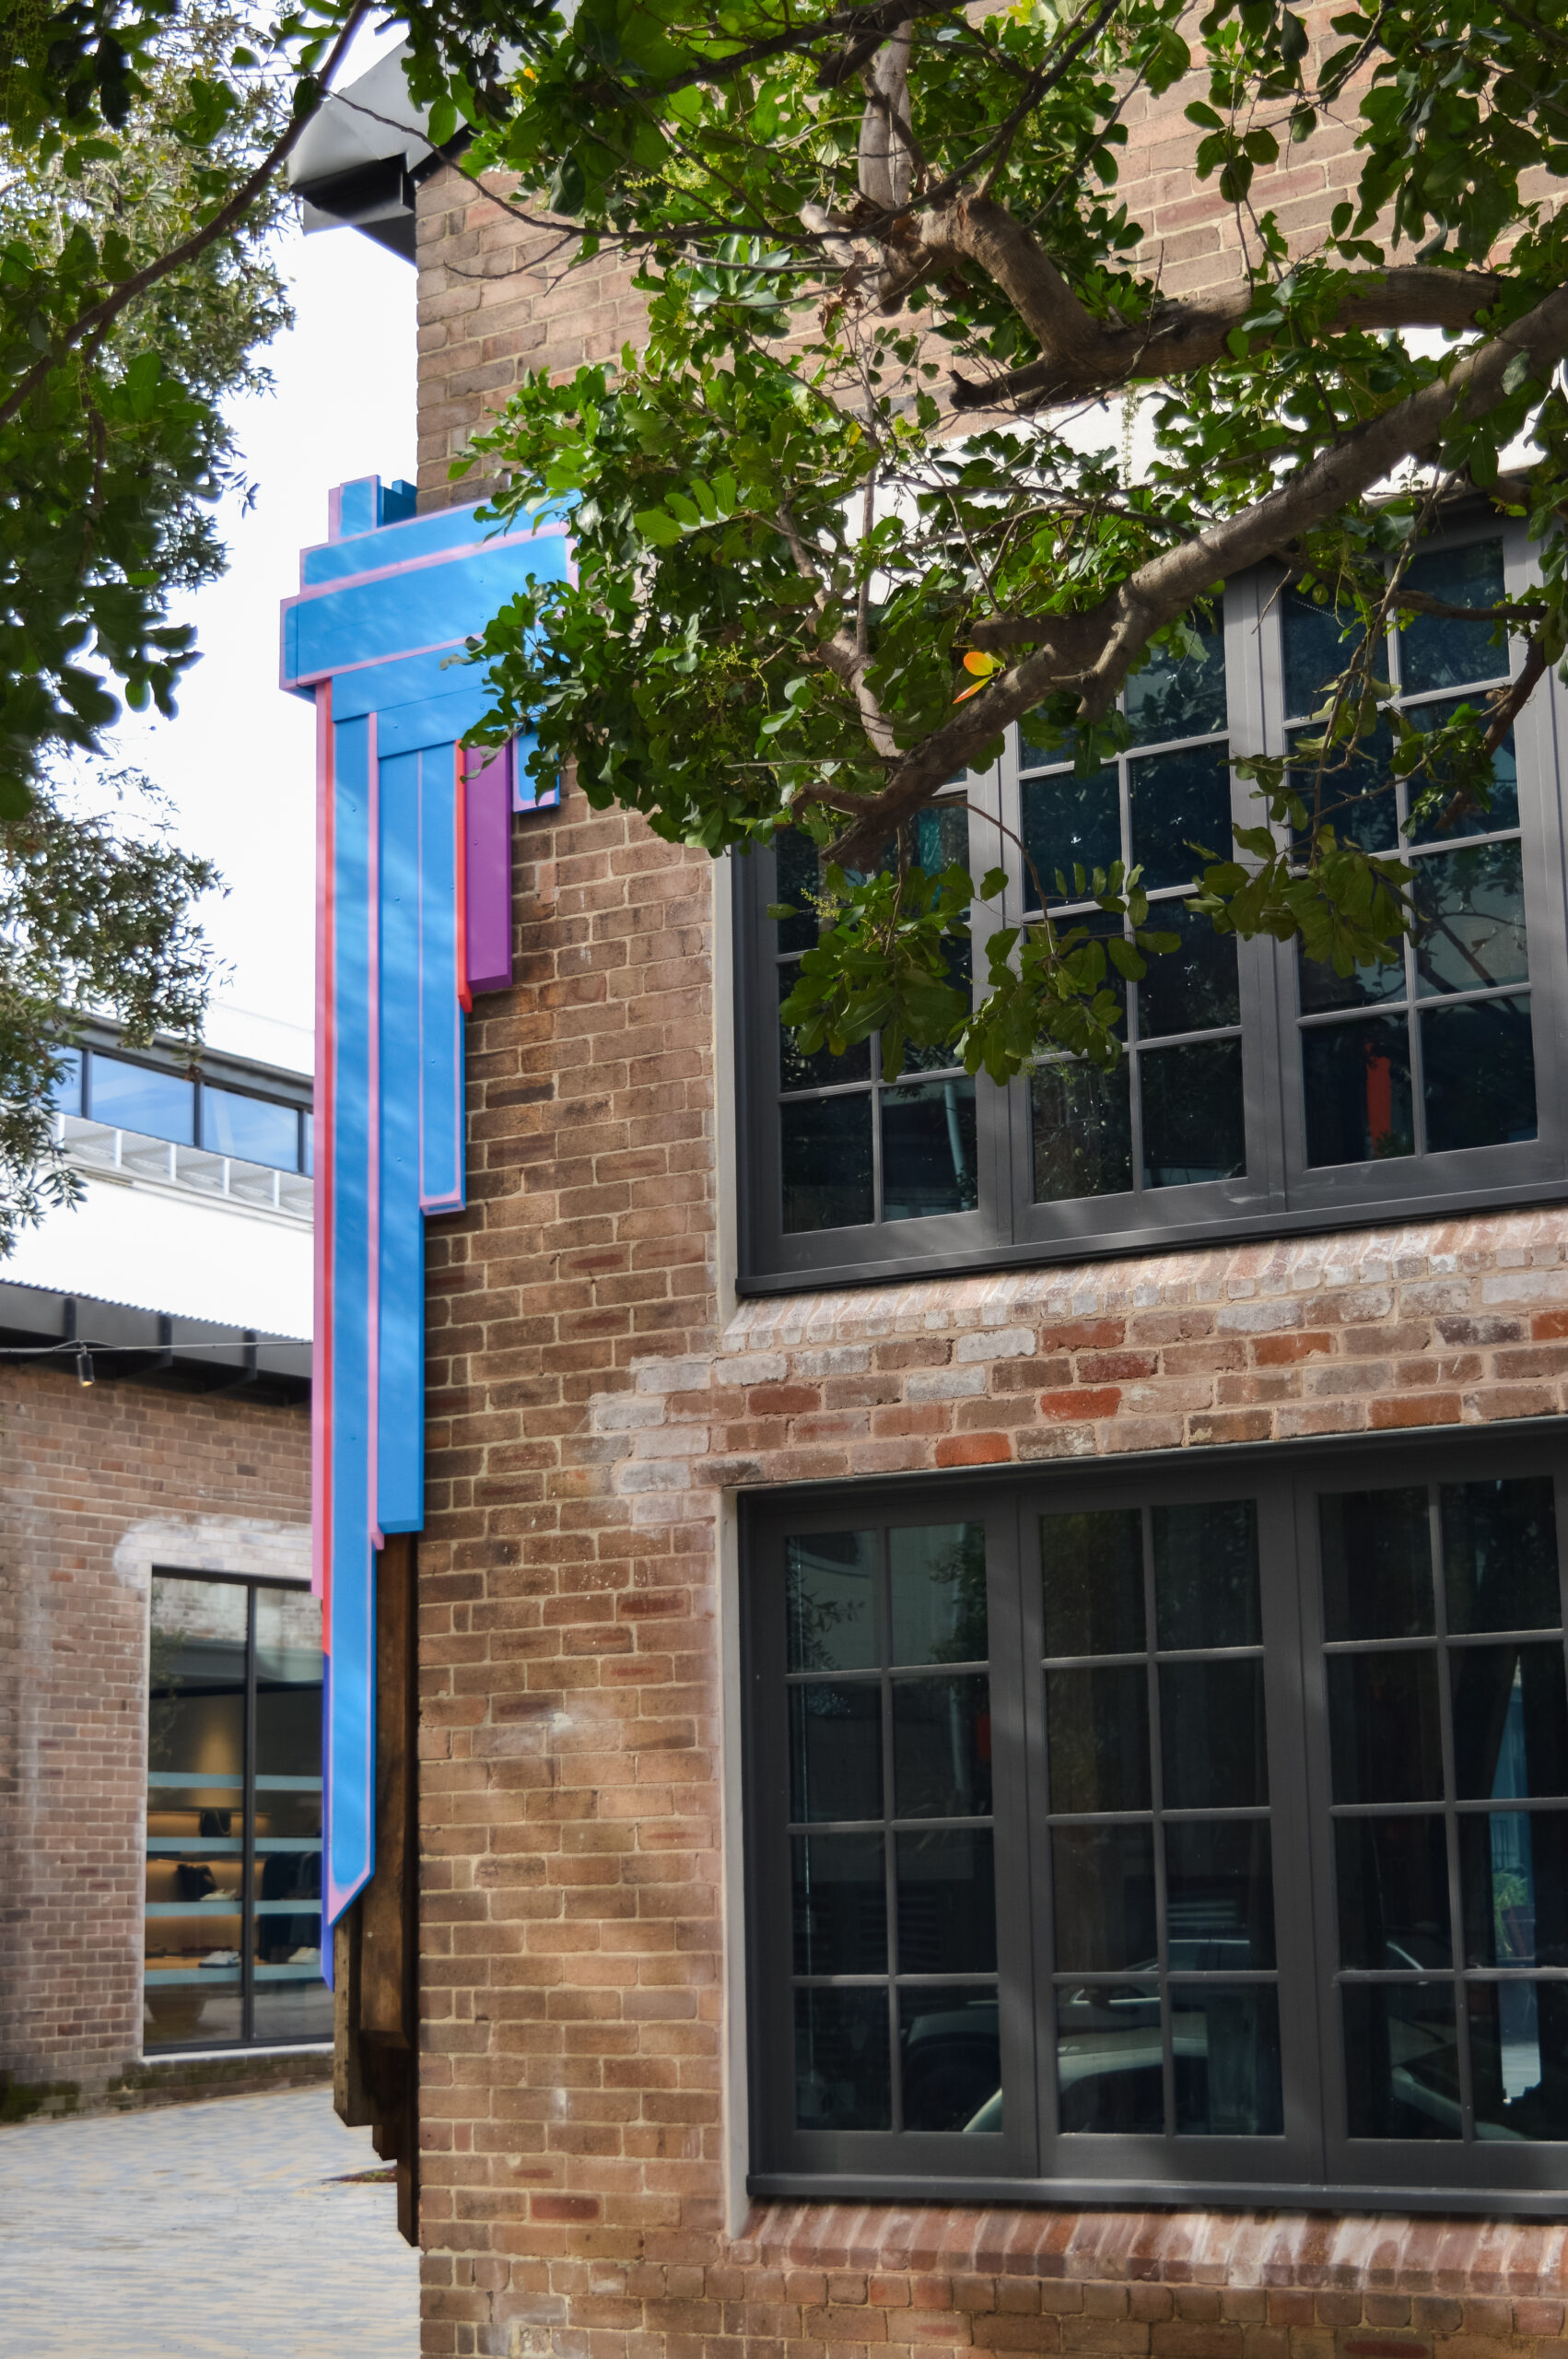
xmin=0 ymin=1365 xmax=310 ymax=2092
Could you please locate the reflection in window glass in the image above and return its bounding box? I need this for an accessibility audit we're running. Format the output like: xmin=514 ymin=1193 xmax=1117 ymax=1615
xmin=1342 ymin=1981 xmax=1462 ymax=2139
xmin=1282 ymin=589 xmax=1370 ymax=723
xmin=889 ymin=1523 xmax=987 ymax=1665
xmin=795 ymin=1987 xmax=891 ymax=2129
xmin=201 ymin=1085 xmax=302 ymax=1170
xmin=1123 ymin=618 xmax=1228 ymax=746
xmin=51 ymin=1048 xmax=83 ymax=1112
xmin=1129 ymin=743 xmax=1232 ymax=890
xmin=1421 ymin=996 xmax=1538 ymax=1152
xmin=1031 ymin=1059 xmax=1132 ymax=1202
xmin=1400 ymin=540 xmax=1507 ymax=696
xmin=880 ymin=1080 xmax=977 ymax=1221
xmin=787 ymin=1531 xmax=877 ymax=1672
xmin=1171 ymin=1986 xmax=1283 ymax=2136
xmin=89 ymin=1052 xmax=195 ymax=1144
xmin=1302 ymin=1015 xmax=1414 ymax=1166
xmin=781 ymin=1094 xmax=873 ymax=1232
xmin=1057 ymin=1984 xmax=1164 ymax=2133
xmin=1022 ymin=767 xmax=1119 ymax=898
xmin=1412 ymin=840 xmax=1527 ymax=998
xmin=1140 ymin=1039 xmax=1246 ymax=1188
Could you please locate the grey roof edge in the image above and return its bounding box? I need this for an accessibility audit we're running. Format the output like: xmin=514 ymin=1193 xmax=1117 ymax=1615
xmin=71 ymin=1013 xmax=312 ymax=1111
xmin=0 ymin=1277 xmax=311 ymax=1402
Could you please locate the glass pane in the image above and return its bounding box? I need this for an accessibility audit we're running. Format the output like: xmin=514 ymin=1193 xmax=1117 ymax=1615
xmin=1320 ymin=1486 xmax=1434 ymax=1641
xmin=1342 ymin=1982 xmax=1462 ymax=2139
xmin=145 ymin=1577 xmax=248 ymax=2051
xmin=1022 ymin=767 xmax=1119 ymax=907
xmin=1125 ymin=619 xmax=1228 ymax=747
xmin=1328 ymin=1651 xmax=1444 ymax=1803
xmin=1404 ymin=696 xmax=1519 ymax=841
xmin=51 ymin=1047 xmax=82 ymax=1112
xmin=1412 ymin=841 xmax=1527 ymax=998
xmin=1129 ymin=744 xmax=1232 ymax=890
xmin=252 ymin=1587 xmax=326 ymax=2041
xmin=778 ymin=963 xmax=871 ymax=1092
xmin=1443 ymin=1477 xmax=1560 ymax=1636
xmin=1160 ymin=1658 xmax=1268 ymax=1810
xmin=1153 ymin=1500 xmax=1259 ymax=1650
xmin=1460 ymin=1810 xmax=1568 ymax=1969
xmin=1136 ymin=899 xmax=1240 ymax=1039
xmin=907 ymin=801 xmax=969 ymax=875
xmin=892 ymin=1674 xmax=992 ymax=1818
xmin=1289 ymin=715 xmax=1398 ymax=854
xmin=1165 ymin=1820 xmax=1275 ymax=1969
xmin=899 ymin=1988 xmax=1000 ymax=2132
xmin=1469 ymin=1980 xmax=1568 ymax=2141
xmin=1046 ymin=1664 xmax=1150 ymax=1813
xmin=201 ymin=1086 xmax=301 ymax=1170
xmin=1171 ymin=1986 xmax=1283 ymax=2135
xmin=1334 ymin=1814 xmax=1452 ymax=1971
xmin=1451 ymin=1643 xmax=1568 ymax=1801
xmin=1298 ymin=936 xmax=1405 ymax=1015
xmin=795 ymin=1987 xmax=890 ymax=2129
xmin=792 ymin=1833 xmax=886 ymax=1975
xmin=895 ymin=1829 xmax=996 ymax=1972
xmin=1302 ymin=1013 xmax=1414 ymax=1166
xmin=1140 ymin=1038 xmax=1245 ymax=1188
xmin=787 ymin=1531 xmax=877 ymax=1672
xmin=780 ymin=1093 xmax=873 ymax=1232
xmin=1031 ymin=1059 xmax=1133 ymax=1202
xmin=880 ymin=1079 xmax=977 ymax=1221
xmin=89 ymin=1051 xmax=195 ymax=1144
xmin=1282 ymin=588 xmax=1371 ymax=722
xmin=1399 ymin=539 xmax=1506 ymax=696
xmin=889 ymin=1523 xmax=987 ymax=1665
xmin=1422 ymin=994 xmax=1538 ymax=1152
xmin=1056 ymin=1984 xmax=1164 ymax=2133
xmin=1051 ymin=1824 xmax=1157 ymax=1972
xmin=1041 ymin=1508 xmax=1145 ymax=1659
xmin=775 ymin=827 xmax=823 ymax=955
xmin=789 ymin=1682 xmax=882 ymax=1823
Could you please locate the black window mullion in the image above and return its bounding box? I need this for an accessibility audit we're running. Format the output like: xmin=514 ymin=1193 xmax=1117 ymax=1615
xmin=878 ymin=1532 xmax=901 ymax=2132
xmin=241 ymin=1580 xmax=258 ymax=2046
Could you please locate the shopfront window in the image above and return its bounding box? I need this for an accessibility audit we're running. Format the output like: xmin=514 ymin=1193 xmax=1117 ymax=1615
xmin=144 ymin=1573 xmax=326 ymax=2052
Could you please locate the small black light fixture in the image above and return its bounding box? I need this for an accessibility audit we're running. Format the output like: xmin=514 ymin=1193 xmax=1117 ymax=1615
xmin=76 ymin=1344 xmax=93 ymax=1387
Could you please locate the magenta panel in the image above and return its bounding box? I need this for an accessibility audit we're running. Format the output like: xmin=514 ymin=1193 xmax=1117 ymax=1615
xmin=463 ymin=743 xmax=513 ymax=996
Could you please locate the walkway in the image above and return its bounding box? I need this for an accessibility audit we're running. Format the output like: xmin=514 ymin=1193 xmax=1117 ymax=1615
xmin=0 ymin=2084 xmax=419 ymax=2356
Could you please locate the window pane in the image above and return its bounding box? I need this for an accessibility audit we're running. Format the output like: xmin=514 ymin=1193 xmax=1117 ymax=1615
xmin=88 ymin=1051 xmax=195 ymax=1144
xmin=1469 ymin=1980 xmax=1568 ymax=2141
xmin=1334 ymin=1815 xmax=1452 ymax=1970
xmin=781 ymin=1094 xmax=873 ymax=1232
xmin=795 ymin=1987 xmax=891 ymax=2129
xmin=1302 ymin=1013 xmax=1414 ymax=1166
xmin=1460 ymin=1810 xmax=1568 ymax=1969
xmin=1328 ymin=1651 xmax=1445 ymax=1803
xmin=51 ymin=1048 xmax=82 ymax=1112
xmin=145 ymin=1578 xmax=248 ymax=2051
xmin=1153 ymin=1500 xmax=1260 ymax=1650
xmin=1297 ymin=938 xmax=1405 ymax=1015
xmin=880 ymin=1079 xmax=977 ymax=1221
xmin=775 ymin=828 xmax=823 ymax=955
xmin=1165 ymin=1820 xmax=1275 ymax=1969
xmin=1129 ymin=744 xmax=1232 ymax=889
xmin=1057 ymin=1984 xmax=1163 ymax=2133
xmin=895 ymin=1829 xmax=996 ymax=1972
xmin=1342 ymin=1982 xmax=1462 ymax=2139
xmin=907 ymin=801 xmax=970 ymax=875
xmin=1160 ymin=1659 xmax=1268 ymax=1810
xmin=1051 ymin=1824 xmax=1157 ymax=1972
xmin=1451 ymin=1643 xmax=1568 ymax=1801
xmin=1442 ymin=1476 xmax=1560 ymax=1636
xmin=1136 ymin=899 xmax=1240 ymax=1038
xmin=1124 ymin=619 xmax=1228 ymax=746
xmin=1412 ymin=840 xmax=1527 ymax=998
xmin=1140 ymin=1038 xmax=1245 ymax=1187
xmin=899 ymin=1989 xmax=1000 ymax=2132
xmin=1171 ymin=1987 xmax=1283 ymax=2136
xmin=252 ymin=1586 xmax=327 ymax=2042
xmin=1403 ymin=698 xmax=1519 ymax=841
xmin=1046 ymin=1665 xmax=1151 ymax=1813
xmin=892 ymin=1674 xmax=992 ymax=1817
xmin=787 ymin=1532 xmax=877 ymax=1673
xmin=1320 ymin=1487 xmax=1434 ymax=1642
xmin=1282 ymin=588 xmax=1371 ymax=722
xmin=779 ymin=963 xmax=871 ymax=1091
xmin=1031 ymin=1059 xmax=1133 ymax=1202
xmin=789 ymin=1682 xmax=882 ymax=1822
xmin=1421 ymin=994 xmax=1537 ymax=1151
xmin=1022 ymin=767 xmax=1119 ymax=906
xmin=201 ymin=1085 xmax=301 ymax=1170
xmin=792 ymin=1833 xmax=886 ymax=1974
xmin=1289 ymin=716 xmax=1398 ymax=854
xmin=889 ymin=1523 xmax=987 ymax=1665
xmin=1399 ymin=539 xmax=1506 ymax=695
xmin=1041 ymin=1508 xmax=1145 ymax=1658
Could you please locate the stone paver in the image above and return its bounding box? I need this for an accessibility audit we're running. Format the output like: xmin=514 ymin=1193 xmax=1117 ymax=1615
xmin=0 ymin=2085 xmax=419 ymax=2356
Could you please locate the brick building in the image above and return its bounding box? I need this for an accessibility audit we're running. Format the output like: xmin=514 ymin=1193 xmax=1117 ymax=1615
xmin=290 ymin=36 xmax=1568 ymax=2359
xmin=0 ymin=1023 xmax=316 ymax=2112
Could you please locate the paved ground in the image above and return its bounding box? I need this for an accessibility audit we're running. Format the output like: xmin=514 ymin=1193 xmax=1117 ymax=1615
xmin=0 ymin=2085 xmax=420 ymax=2357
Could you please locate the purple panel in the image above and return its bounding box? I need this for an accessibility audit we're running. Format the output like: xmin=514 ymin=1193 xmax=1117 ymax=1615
xmin=463 ymin=743 xmax=513 ymax=996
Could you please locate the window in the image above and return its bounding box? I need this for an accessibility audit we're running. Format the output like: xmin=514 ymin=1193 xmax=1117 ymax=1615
xmin=61 ymin=1047 xmax=311 ymax=1173
xmin=144 ymin=1573 xmax=327 ymax=2052
xmin=743 ymin=1438 xmax=1568 ymax=2204
xmin=735 ymin=516 xmax=1568 ymax=1290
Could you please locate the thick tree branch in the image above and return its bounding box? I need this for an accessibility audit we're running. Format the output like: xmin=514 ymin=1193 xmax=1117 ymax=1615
xmin=776 ymin=506 xmax=901 ymax=760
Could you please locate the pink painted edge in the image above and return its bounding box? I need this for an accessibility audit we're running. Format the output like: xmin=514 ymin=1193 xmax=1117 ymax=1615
xmin=365 ymin=710 xmax=381 ymax=1572
xmin=295 ymin=522 xmax=570 ymax=600
xmin=311 ymin=684 xmax=333 ymax=1611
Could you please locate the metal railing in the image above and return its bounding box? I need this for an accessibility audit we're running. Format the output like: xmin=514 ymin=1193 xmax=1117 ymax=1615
xmin=57 ymin=1113 xmax=314 ymax=1222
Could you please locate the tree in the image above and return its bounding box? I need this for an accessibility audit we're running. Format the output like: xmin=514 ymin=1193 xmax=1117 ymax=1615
xmin=453 ymin=0 xmax=1568 ymax=1086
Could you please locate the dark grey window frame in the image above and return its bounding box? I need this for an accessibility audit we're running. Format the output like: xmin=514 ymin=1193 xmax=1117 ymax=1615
xmin=733 ymin=516 xmax=1568 ymax=1293
xmin=742 ymin=1421 xmax=1568 ymax=2212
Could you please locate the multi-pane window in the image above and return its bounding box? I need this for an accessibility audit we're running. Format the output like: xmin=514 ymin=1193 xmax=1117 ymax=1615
xmin=736 ymin=514 xmax=1568 ymax=1290
xmin=53 ymin=1046 xmax=312 ymax=1174
xmin=745 ymin=1443 xmax=1568 ymax=2201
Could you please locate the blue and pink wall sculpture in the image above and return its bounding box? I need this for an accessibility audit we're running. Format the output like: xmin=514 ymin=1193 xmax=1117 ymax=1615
xmin=282 ymin=475 xmax=568 ymax=1937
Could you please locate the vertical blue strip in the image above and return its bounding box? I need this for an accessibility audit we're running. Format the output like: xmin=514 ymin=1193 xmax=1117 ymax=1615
xmin=418 ymin=745 xmax=465 ymax=1213
xmin=327 ymin=711 xmax=376 ymax=1922
xmin=378 ymin=750 xmax=426 ymax=1534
